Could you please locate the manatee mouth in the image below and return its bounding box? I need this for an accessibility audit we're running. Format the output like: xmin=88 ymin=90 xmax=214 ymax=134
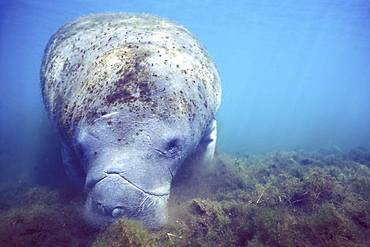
xmin=97 ymin=172 xmax=170 ymax=197
xmin=84 ymin=172 xmax=169 ymax=227
xmin=86 ymin=172 xmax=170 ymax=196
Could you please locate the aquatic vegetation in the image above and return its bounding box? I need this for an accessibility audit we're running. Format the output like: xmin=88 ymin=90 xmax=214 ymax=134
xmin=0 ymin=186 xmax=98 ymax=247
xmin=1 ymin=147 xmax=370 ymax=246
xmin=93 ymin=217 xmax=156 ymax=247
xmin=298 ymin=203 xmax=353 ymax=246
xmin=345 ymin=146 xmax=370 ymax=166
xmin=158 ymin=148 xmax=370 ymax=246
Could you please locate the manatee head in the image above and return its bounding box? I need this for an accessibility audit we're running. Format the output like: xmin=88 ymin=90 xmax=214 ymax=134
xmin=74 ymin=111 xmax=194 ymax=227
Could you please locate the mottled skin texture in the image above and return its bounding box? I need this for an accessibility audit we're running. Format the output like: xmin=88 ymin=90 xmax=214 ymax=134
xmin=41 ymin=13 xmax=221 ymax=228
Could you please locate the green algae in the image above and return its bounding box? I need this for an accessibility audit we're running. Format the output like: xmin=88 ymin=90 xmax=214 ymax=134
xmin=0 ymin=187 xmax=98 ymax=247
xmin=158 ymin=147 xmax=370 ymax=246
xmin=93 ymin=218 xmax=156 ymax=247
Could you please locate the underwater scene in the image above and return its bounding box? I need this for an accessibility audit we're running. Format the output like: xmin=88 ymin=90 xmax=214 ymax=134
xmin=1 ymin=0 xmax=370 ymax=246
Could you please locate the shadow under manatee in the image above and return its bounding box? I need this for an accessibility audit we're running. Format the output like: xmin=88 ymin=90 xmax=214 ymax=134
xmin=168 ymin=149 xmax=214 ymax=209
xmin=32 ymin=115 xmax=81 ymax=196
xmin=0 ymin=111 xmax=78 ymax=199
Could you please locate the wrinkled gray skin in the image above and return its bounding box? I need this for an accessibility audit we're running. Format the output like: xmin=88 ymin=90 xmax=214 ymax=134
xmin=41 ymin=13 xmax=221 ymax=228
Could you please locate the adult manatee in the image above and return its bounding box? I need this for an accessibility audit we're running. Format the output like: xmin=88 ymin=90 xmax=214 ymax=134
xmin=40 ymin=13 xmax=221 ymax=228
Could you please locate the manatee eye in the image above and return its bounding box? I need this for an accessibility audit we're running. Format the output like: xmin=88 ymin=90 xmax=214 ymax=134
xmin=166 ymin=139 xmax=179 ymax=153
xmin=155 ymin=138 xmax=180 ymax=157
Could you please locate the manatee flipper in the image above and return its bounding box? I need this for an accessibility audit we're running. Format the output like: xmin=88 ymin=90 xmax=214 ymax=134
xmin=61 ymin=141 xmax=85 ymax=188
xmin=191 ymin=119 xmax=218 ymax=166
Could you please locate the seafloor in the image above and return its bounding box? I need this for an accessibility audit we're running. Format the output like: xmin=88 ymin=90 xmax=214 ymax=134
xmin=1 ymin=146 xmax=370 ymax=246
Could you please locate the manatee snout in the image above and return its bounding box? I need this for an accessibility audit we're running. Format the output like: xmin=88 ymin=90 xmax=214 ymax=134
xmin=84 ymin=173 xmax=169 ymax=227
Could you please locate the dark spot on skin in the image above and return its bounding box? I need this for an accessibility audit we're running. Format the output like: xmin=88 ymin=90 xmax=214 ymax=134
xmin=116 ymin=68 xmax=124 ymax=75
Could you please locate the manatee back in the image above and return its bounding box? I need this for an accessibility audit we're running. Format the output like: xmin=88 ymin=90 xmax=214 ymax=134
xmin=41 ymin=13 xmax=221 ymax=142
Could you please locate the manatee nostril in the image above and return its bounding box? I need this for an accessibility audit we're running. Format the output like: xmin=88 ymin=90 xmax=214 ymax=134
xmin=112 ymin=207 xmax=124 ymax=218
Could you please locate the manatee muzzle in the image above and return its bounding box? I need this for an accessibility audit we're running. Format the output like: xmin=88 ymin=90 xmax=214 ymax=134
xmin=84 ymin=173 xmax=169 ymax=227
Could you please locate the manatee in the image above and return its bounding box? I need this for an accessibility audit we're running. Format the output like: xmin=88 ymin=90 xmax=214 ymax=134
xmin=40 ymin=13 xmax=221 ymax=228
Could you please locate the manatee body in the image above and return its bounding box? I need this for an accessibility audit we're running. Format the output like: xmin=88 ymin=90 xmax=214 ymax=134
xmin=40 ymin=13 xmax=221 ymax=227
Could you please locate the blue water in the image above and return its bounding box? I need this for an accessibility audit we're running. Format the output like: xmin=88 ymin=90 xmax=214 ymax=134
xmin=0 ymin=0 xmax=369 ymax=186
